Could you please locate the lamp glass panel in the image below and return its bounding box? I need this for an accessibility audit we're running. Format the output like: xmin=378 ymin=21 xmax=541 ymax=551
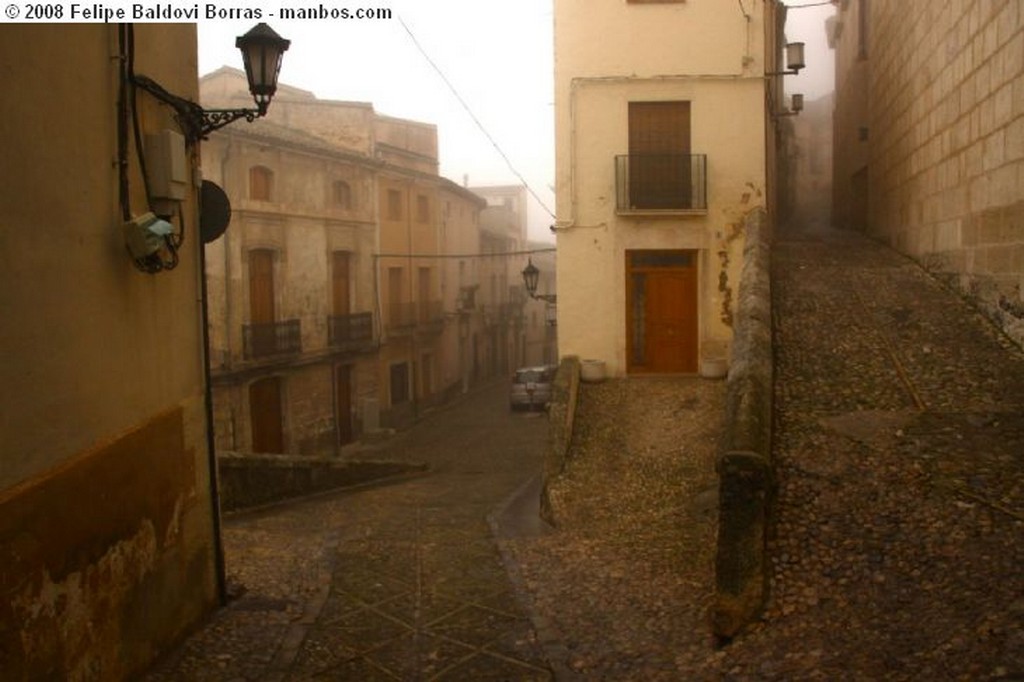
xmin=786 ymin=42 xmax=806 ymax=70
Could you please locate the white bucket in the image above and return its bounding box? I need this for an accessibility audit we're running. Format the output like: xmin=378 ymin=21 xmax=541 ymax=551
xmin=700 ymin=358 xmax=728 ymax=379
xmin=580 ymin=359 xmax=607 ymax=383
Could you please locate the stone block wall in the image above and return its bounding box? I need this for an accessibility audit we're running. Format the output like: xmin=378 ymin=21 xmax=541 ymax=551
xmin=713 ymin=207 xmax=773 ymax=639
xmin=868 ymin=0 xmax=1024 ymax=345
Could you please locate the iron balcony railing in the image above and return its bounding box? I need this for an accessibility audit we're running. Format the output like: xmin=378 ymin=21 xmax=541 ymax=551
xmin=387 ymin=302 xmax=417 ymax=333
xmin=418 ymin=300 xmax=444 ymax=326
xmin=243 ymin=319 xmax=302 ymax=360
xmin=615 ymin=154 xmax=708 ymax=212
xmin=328 ymin=312 xmax=374 ymax=349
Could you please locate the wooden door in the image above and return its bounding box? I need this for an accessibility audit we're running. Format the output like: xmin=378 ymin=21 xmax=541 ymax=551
xmin=332 ymin=251 xmax=351 ymax=316
xmin=628 ymin=102 xmax=692 ymax=209
xmin=388 ymin=267 xmax=404 ymax=326
xmin=249 ymin=250 xmax=276 ymax=356
xmin=418 ymin=267 xmax=431 ymax=322
xmin=250 ymin=377 xmax=284 ymax=453
xmin=335 ymin=365 xmax=353 ymax=446
xmin=626 ymin=251 xmax=698 ymax=373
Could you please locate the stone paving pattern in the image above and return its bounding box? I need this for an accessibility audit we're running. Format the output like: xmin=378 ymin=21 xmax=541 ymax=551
xmin=510 ymin=226 xmax=1024 ymax=680
xmin=145 ymin=226 xmax=1024 ymax=680
xmin=144 ymin=390 xmax=553 ymax=681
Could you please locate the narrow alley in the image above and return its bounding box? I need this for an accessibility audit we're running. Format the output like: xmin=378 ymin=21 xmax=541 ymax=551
xmin=695 ymin=225 xmax=1024 ymax=679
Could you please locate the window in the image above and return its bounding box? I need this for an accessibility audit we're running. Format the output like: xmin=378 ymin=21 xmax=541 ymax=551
xmin=332 ymin=251 xmax=350 ymax=316
xmin=249 ymin=166 xmax=273 ymax=201
xmin=418 ymin=267 xmax=432 ymax=322
xmin=625 ymin=101 xmax=698 ymax=210
xmin=333 ymin=180 xmax=352 ymax=209
xmin=416 ymin=194 xmax=430 ymax=223
xmin=388 ymin=266 xmax=409 ymax=328
xmin=387 ymin=188 xmax=403 ymax=220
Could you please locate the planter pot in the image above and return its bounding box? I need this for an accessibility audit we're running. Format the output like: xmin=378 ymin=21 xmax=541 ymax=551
xmin=580 ymin=359 xmax=607 ymax=383
xmin=700 ymin=357 xmax=728 ymax=379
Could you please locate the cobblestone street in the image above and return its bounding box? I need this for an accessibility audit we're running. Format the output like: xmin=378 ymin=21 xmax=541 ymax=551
xmin=144 ymin=226 xmax=1024 ymax=681
xmin=144 ymin=386 xmax=553 ymax=681
xmin=710 ymin=226 xmax=1024 ymax=680
xmin=508 ymin=225 xmax=1024 ymax=680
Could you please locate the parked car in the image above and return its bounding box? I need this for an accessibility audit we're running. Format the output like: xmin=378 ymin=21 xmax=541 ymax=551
xmin=509 ymin=365 xmax=557 ymax=411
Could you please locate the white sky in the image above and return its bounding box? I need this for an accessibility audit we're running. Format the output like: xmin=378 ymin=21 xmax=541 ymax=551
xmin=198 ymin=1 xmax=834 ymax=243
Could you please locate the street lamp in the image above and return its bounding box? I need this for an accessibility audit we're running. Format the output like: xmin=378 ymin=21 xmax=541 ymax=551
xmin=131 ymin=22 xmax=290 ymax=143
xmin=773 ymin=93 xmax=805 ymax=118
xmin=522 ymin=258 xmax=557 ymax=304
xmin=235 ymin=23 xmax=291 ymax=117
xmin=767 ymin=41 xmax=806 ymax=76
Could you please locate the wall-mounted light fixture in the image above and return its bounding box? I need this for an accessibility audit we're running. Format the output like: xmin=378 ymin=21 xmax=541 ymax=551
xmin=131 ymin=22 xmax=290 ymax=144
xmin=767 ymin=41 xmax=806 ymax=76
xmin=522 ymin=259 xmax=557 ymax=304
xmin=117 ymin=23 xmax=289 ymax=274
xmin=774 ymin=93 xmax=805 ymax=118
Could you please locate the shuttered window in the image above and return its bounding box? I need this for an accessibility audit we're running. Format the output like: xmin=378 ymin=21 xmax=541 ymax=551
xmin=249 ymin=166 xmax=273 ymax=201
xmin=628 ymin=101 xmax=693 ymax=209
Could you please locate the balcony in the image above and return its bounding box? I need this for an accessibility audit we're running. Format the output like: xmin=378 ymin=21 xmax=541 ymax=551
xmin=615 ymin=154 xmax=708 ymax=214
xmin=417 ymin=300 xmax=445 ymax=335
xmin=328 ymin=312 xmax=375 ymax=351
xmin=387 ymin=302 xmax=417 ymax=335
xmin=243 ymin=319 xmax=302 ymax=360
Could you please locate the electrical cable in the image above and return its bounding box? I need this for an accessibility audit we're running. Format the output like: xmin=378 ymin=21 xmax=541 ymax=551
xmin=117 ymin=25 xmax=131 ymax=223
xmin=396 ymin=15 xmax=556 ymax=220
xmin=126 ymin=24 xmax=182 ymax=271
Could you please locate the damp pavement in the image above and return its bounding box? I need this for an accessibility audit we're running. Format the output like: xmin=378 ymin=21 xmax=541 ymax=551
xmin=144 ymin=383 xmax=555 ymax=681
xmin=146 ymin=225 xmax=1024 ymax=681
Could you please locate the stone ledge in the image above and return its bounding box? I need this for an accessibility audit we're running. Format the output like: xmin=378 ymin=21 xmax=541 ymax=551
xmin=713 ymin=206 xmax=774 ymax=639
xmin=217 ymin=453 xmax=427 ymax=512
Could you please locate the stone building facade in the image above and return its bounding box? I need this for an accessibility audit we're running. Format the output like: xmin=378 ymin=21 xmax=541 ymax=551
xmin=1 ymin=24 xmax=220 ymax=679
xmin=439 ymin=179 xmax=490 ymax=395
xmin=201 ymin=115 xmax=382 ymax=455
xmin=200 ymin=69 xmax=516 ymax=446
xmin=831 ymin=0 xmax=1024 ymax=345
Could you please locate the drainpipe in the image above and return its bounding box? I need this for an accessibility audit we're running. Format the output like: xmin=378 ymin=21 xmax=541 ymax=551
xmin=197 ymin=178 xmax=227 ymax=606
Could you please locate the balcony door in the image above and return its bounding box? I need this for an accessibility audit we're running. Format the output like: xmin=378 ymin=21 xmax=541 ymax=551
xmin=248 ymin=249 xmax=276 ymax=356
xmin=626 ymin=250 xmax=698 ymax=374
xmin=332 ymin=251 xmax=351 ymax=316
xmin=628 ymin=101 xmax=692 ymax=209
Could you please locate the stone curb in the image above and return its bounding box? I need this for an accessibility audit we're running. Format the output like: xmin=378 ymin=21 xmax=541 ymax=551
xmin=541 ymin=356 xmax=581 ymax=526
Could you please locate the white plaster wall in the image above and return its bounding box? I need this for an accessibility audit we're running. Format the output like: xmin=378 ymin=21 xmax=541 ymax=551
xmin=554 ymin=0 xmax=769 ymax=375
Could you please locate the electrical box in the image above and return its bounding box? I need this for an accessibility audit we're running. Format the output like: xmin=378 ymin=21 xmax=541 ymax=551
xmin=145 ymin=129 xmax=188 ymax=202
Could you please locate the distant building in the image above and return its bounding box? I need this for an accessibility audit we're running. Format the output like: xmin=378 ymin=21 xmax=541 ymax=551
xmin=782 ymin=92 xmax=834 ymax=230
xmin=200 ymin=69 xmax=500 ymax=442
xmin=1 ymin=25 xmax=220 ymax=678
xmin=439 ymin=179 xmax=489 ymax=393
xmin=830 ymin=0 xmax=1024 ymax=345
xmin=553 ymin=0 xmax=787 ymax=376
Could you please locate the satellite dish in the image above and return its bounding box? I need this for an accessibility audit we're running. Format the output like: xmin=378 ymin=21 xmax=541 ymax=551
xmin=200 ymin=180 xmax=232 ymax=244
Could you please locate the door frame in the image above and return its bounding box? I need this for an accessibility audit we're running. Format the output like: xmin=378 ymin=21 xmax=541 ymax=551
xmin=625 ymin=249 xmax=700 ymax=374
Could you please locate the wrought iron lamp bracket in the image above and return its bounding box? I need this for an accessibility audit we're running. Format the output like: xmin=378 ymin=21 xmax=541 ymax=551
xmin=198 ymin=108 xmax=263 ymax=139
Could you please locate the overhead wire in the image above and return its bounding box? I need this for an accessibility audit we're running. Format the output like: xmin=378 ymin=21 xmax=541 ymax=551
xmin=395 ymin=14 xmax=556 ymax=220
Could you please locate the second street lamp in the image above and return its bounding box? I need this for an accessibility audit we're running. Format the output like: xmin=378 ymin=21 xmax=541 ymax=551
xmin=522 ymin=258 xmax=557 ymax=304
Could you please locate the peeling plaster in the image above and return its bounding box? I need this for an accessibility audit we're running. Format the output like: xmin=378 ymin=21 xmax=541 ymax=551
xmin=13 ymin=521 xmax=159 ymax=681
